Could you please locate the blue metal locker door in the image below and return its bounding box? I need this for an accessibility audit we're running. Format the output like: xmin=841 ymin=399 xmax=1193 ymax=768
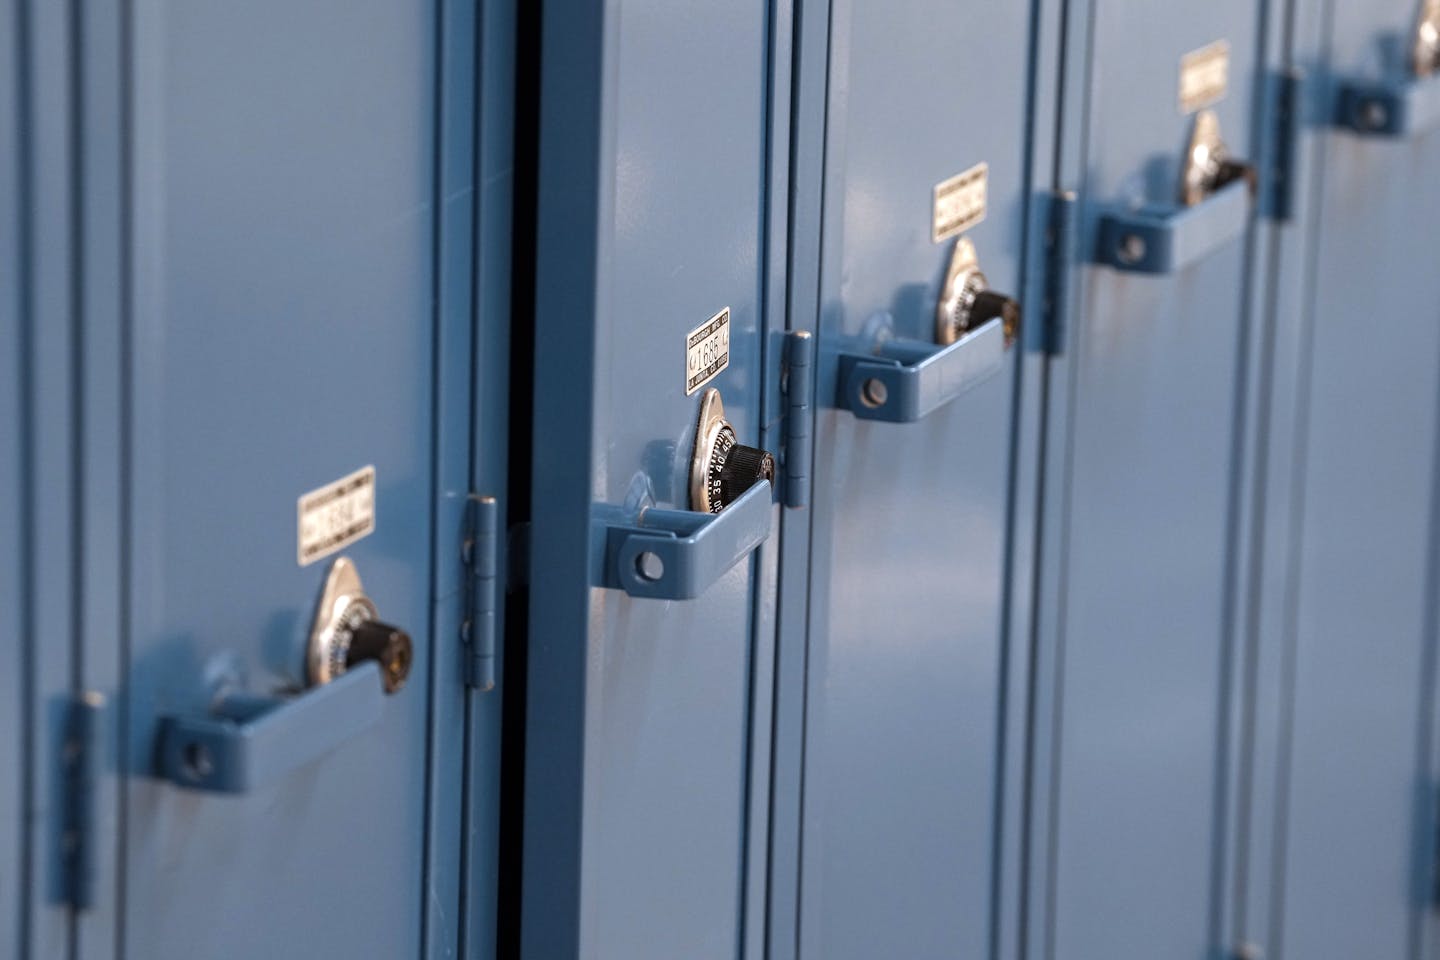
xmin=120 ymin=4 xmax=449 ymax=958
xmin=1 ymin=0 xmax=22 ymax=947
xmin=790 ymin=1 xmax=1046 ymax=957
xmin=521 ymin=2 xmax=780 ymax=958
xmin=1034 ymin=3 xmax=1261 ymax=958
xmin=1263 ymin=2 xmax=1440 ymax=957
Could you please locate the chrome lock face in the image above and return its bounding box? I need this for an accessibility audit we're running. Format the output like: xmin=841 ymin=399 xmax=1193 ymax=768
xmin=1180 ymin=108 xmax=1254 ymax=207
xmin=689 ymin=388 xmax=774 ymax=514
xmin=308 ymin=556 xmax=413 ymax=694
xmin=936 ymin=237 xmax=1021 ymax=347
xmin=1417 ymin=0 xmax=1440 ymax=77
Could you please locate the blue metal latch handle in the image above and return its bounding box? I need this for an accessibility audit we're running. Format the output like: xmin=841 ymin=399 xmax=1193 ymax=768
xmin=603 ymin=480 xmax=773 ymax=600
xmin=1094 ymin=178 xmax=1250 ymax=275
xmin=1334 ymin=73 xmax=1440 ymax=137
xmin=836 ymin=316 xmax=1006 ymax=423
xmin=157 ymin=662 xmax=385 ymax=794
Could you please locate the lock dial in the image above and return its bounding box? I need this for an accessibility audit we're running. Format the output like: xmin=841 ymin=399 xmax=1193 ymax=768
xmin=1417 ymin=0 xmax=1440 ymax=76
xmin=936 ymin=237 xmax=1021 ymax=347
xmin=690 ymin=388 xmax=775 ymax=514
xmin=308 ymin=556 xmax=413 ymax=694
xmin=1180 ymin=109 xmax=1254 ymax=207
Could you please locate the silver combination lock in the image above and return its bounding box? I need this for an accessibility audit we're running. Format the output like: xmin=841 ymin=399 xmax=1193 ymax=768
xmin=936 ymin=236 xmax=1021 ymax=347
xmin=689 ymin=388 xmax=775 ymax=514
xmin=308 ymin=557 xmax=413 ymax=694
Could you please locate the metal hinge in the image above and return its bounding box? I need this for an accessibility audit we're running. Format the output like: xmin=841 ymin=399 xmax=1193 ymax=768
xmin=782 ymin=330 xmax=814 ymax=509
xmin=1040 ymin=191 xmax=1077 ymax=355
xmin=61 ymin=691 xmax=104 ymax=910
xmin=461 ymin=495 xmax=500 ymax=691
xmin=1261 ymin=69 xmax=1303 ymax=222
xmin=1432 ymin=779 xmax=1440 ymax=906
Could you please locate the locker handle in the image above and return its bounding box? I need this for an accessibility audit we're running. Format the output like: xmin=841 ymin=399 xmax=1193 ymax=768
xmin=835 ymin=315 xmax=1006 ymax=423
xmin=601 ymin=479 xmax=772 ymax=600
xmin=1093 ymin=178 xmax=1250 ymax=275
xmin=1333 ymin=72 xmax=1440 ymax=137
xmin=156 ymin=662 xmax=385 ymax=794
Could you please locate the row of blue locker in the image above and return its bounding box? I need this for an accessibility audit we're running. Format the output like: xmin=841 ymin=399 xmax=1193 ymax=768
xmin=5 ymin=0 xmax=1439 ymax=958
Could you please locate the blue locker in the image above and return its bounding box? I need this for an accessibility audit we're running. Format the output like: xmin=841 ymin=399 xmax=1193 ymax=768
xmin=1236 ymin=2 xmax=1440 ymax=957
xmin=2 ymin=0 xmax=23 ymax=950
xmin=519 ymin=2 xmax=787 ymax=957
xmin=9 ymin=3 xmax=95 ymax=956
xmin=57 ymin=2 xmax=504 ymax=958
xmin=1028 ymin=3 xmax=1265 ymax=959
xmin=771 ymin=1 xmax=1052 ymax=957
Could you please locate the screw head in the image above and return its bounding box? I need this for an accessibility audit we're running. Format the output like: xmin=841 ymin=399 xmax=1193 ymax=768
xmin=1118 ymin=233 xmax=1147 ymax=265
xmin=861 ymin=378 xmax=889 ymax=408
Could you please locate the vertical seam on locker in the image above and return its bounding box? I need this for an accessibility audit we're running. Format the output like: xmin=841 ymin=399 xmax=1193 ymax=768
xmin=421 ymin=2 xmax=447 ymax=956
xmin=458 ymin=0 xmax=484 ymax=953
xmin=115 ymin=0 xmax=133 ymax=954
xmin=15 ymin=0 xmax=35 ymax=953
xmin=1018 ymin=4 xmax=1065 ymax=959
xmin=993 ymin=0 xmax=1048 ymax=957
xmin=1233 ymin=0 xmax=1296 ymax=943
xmin=793 ymin=0 xmax=834 ymax=955
xmin=1408 ymin=298 xmax=1440 ymax=960
xmin=65 ymin=0 xmax=82 ymax=699
xmin=65 ymin=0 xmax=82 ymax=952
xmin=1268 ymin=0 xmax=1334 ymax=955
xmin=1209 ymin=0 xmax=1274 ymax=949
xmin=737 ymin=2 xmax=780 ymax=952
xmin=1041 ymin=0 xmax=1096 ymax=957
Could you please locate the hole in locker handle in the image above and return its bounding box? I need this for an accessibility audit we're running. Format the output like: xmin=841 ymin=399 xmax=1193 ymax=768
xmin=636 ymin=552 xmax=665 ymax=582
xmin=182 ymin=741 xmax=214 ymax=781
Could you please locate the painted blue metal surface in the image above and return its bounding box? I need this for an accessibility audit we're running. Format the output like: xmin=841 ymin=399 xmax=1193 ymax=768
xmin=156 ymin=663 xmax=386 ymax=794
xmin=116 ymin=3 xmax=451 ymax=957
xmin=1029 ymin=3 xmax=1263 ymax=960
xmin=601 ymin=481 xmax=773 ymax=601
xmin=1334 ymin=72 xmax=1440 ymax=137
xmin=834 ymin=317 xmax=1007 ymax=423
xmin=521 ymin=2 xmax=780 ymax=957
xmin=788 ymin=0 xmax=1043 ymax=956
xmin=1240 ymin=3 xmax=1440 ymax=959
xmin=15 ymin=0 xmax=83 ymax=954
xmin=1 ymin=1 xmax=23 ymax=952
xmin=1093 ymin=178 xmax=1251 ymax=274
xmin=458 ymin=0 xmax=516 ymax=953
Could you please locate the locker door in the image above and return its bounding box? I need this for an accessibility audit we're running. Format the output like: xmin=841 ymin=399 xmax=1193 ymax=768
xmin=2 ymin=0 xmax=22 ymax=948
xmin=1034 ymin=3 xmax=1262 ymax=958
xmin=116 ymin=4 xmax=467 ymax=958
xmin=519 ymin=2 xmax=783 ymax=958
xmin=1256 ymin=2 xmax=1440 ymax=956
xmin=784 ymin=1 xmax=1049 ymax=957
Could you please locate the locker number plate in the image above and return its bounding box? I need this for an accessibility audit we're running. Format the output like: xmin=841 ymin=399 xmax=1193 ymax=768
xmin=686 ymin=307 xmax=731 ymax=395
xmin=1179 ymin=41 xmax=1229 ymax=113
xmin=297 ymin=465 xmax=376 ymax=566
xmin=933 ymin=162 xmax=988 ymax=243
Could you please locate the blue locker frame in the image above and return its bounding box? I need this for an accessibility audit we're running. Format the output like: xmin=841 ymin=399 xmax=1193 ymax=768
xmin=5 ymin=2 xmax=510 ymax=957
xmin=1023 ymin=3 xmax=1272 ymax=960
xmin=1233 ymin=1 xmax=1440 ymax=957
xmin=766 ymin=0 xmax=1057 ymax=957
xmin=7 ymin=3 xmax=106 ymax=956
xmin=3 ymin=0 xmax=26 ymax=952
xmin=518 ymin=1 xmax=791 ymax=957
